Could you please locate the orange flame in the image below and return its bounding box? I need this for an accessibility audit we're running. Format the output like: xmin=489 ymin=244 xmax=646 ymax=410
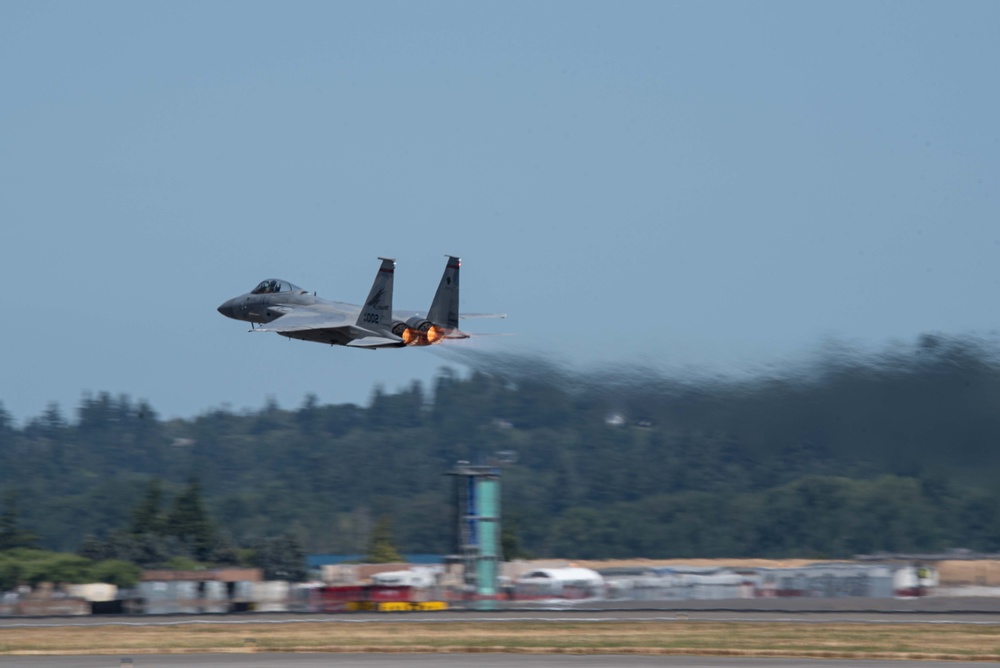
xmin=426 ymin=325 xmax=445 ymax=344
xmin=400 ymin=324 xmax=453 ymax=346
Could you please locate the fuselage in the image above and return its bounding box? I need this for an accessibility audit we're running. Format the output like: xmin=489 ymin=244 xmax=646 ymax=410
xmin=217 ymin=279 xmax=332 ymax=325
xmin=217 ymin=262 xmax=482 ymax=349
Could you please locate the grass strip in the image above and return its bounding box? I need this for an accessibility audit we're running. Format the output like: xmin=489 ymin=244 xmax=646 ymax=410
xmin=1 ymin=620 xmax=998 ymax=661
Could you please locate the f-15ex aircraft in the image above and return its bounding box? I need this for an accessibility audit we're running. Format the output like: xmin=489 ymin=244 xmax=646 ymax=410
xmin=217 ymin=256 xmax=504 ymax=349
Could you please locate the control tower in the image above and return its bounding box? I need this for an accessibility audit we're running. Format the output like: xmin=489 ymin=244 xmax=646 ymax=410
xmin=448 ymin=462 xmax=502 ymax=598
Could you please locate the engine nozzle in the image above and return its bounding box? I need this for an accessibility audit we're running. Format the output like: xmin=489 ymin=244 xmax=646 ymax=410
xmin=395 ymin=318 xmax=450 ymax=346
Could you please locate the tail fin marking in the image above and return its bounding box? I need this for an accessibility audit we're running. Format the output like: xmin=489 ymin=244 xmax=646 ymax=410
xmin=427 ymin=255 xmax=460 ymax=329
xmin=357 ymin=257 xmax=395 ymax=333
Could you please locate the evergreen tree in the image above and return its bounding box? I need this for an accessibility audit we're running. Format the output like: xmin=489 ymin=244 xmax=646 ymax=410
xmin=209 ymin=531 xmax=242 ymax=566
xmin=250 ymin=533 xmax=307 ymax=581
xmin=9 ymin=336 xmax=1000 ymax=560
xmin=165 ymin=478 xmax=215 ymax=561
xmin=0 ymin=402 xmax=12 ymax=433
xmin=0 ymin=490 xmax=37 ymax=550
xmin=77 ymin=533 xmax=112 ymax=562
xmin=501 ymin=515 xmax=530 ymax=560
xmin=129 ymin=478 xmax=166 ymax=536
xmin=365 ymin=516 xmax=403 ymax=563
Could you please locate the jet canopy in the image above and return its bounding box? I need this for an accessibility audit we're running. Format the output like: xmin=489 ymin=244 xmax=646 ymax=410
xmin=250 ymin=279 xmax=305 ymax=295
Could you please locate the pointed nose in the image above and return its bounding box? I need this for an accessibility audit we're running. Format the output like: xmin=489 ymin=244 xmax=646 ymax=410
xmin=217 ymin=299 xmax=237 ymax=319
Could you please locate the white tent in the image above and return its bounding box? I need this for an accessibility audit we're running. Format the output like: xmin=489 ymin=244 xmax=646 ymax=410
xmin=370 ymin=569 xmax=436 ymax=588
xmin=516 ymin=567 xmax=604 ymax=586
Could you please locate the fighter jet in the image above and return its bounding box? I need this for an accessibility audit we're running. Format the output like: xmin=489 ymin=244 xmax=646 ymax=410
xmin=216 ymin=256 xmax=504 ymax=349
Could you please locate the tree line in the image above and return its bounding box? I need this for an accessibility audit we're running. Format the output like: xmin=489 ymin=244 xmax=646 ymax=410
xmin=2 ymin=333 xmax=1000 ymax=565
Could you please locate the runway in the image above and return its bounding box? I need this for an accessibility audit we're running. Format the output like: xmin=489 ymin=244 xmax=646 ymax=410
xmin=0 ymin=655 xmax=990 ymax=668
xmin=3 ymin=605 xmax=1000 ymax=628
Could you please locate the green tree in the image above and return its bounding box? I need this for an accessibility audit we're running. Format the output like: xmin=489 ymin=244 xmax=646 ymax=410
xmin=0 ymin=549 xmax=94 ymax=588
xmin=0 ymin=555 xmax=26 ymax=591
xmin=0 ymin=403 xmax=12 ymax=435
xmin=365 ymin=517 xmax=403 ymax=563
xmin=0 ymin=490 xmax=37 ymax=550
xmin=10 ymin=336 xmax=1000 ymax=560
xmin=250 ymin=533 xmax=307 ymax=581
xmin=165 ymin=478 xmax=215 ymax=561
xmin=77 ymin=533 xmax=113 ymax=562
xmin=209 ymin=531 xmax=242 ymax=566
xmin=89 ymin=559 xmax=142 ymax=588
xmin=164 ymin=555 xmax=201 ymax=571
xmin=129 ymin=478 xmax=166 ymax=536
xmin=501 ymin=514 xmax=530 ymax=560
xmin=31 ymin=553 xmax=92 ymax=585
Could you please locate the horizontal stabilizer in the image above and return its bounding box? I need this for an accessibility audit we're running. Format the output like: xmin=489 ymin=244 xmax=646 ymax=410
xmin=460 ymin=312 xmax=507 ymax=319
xmin=445 ymin=331 xmax=514 ymax=340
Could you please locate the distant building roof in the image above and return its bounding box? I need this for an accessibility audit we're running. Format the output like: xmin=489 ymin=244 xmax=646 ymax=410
xmin=141 ymin=568 xmax=262 ymax=583
xmin=307 ymin=554 xmax=443 ymax=568
xmin=598 ymin=567 xmax=658 ymax=578
xmin=517 ymin=567 xmax=604 ymax=584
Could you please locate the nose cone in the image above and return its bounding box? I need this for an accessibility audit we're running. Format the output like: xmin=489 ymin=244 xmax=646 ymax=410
xmin=217 ymin=298 xmax=237 ymax=319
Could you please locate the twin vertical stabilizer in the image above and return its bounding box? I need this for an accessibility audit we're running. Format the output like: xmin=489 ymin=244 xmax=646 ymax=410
xmin=427 ymin=255 xmax=461 ymax=329
xmin=356 ymin=257 xmax=395 ymax=333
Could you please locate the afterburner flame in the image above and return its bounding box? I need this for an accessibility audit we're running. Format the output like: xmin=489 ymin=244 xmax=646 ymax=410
xmin=426 ymin=325 xmax=446 ymax=344
xmin=400 ymin=324 xmax=450 ymax=346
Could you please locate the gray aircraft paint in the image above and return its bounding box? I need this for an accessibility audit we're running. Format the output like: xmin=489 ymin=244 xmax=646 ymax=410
xmin=217 ymin=257 xmax=504 ymax=349
xmin=427 ymin=255 xmax=460 ymax=330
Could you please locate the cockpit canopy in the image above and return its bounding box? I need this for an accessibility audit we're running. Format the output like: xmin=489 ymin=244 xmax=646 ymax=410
xmin=250 ymin=279 xmax=305 ymax=295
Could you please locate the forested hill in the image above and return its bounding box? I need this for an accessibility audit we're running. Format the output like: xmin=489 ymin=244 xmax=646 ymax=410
xmin=3 ymin=333 xmax=1000 ymax=559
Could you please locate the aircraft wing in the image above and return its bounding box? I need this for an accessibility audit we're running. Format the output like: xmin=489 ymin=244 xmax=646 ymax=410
xmin=250 ymin=309 xmax=352 ymax=333
xmin=251 ymin=307 xmax=405 ymax=347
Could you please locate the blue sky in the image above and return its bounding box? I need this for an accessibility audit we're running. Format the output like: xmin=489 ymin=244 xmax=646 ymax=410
xmin=2 ymin=1 xmax=998 ymax=423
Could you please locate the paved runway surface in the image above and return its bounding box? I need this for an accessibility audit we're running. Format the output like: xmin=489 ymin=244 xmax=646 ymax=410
xmin=0 ymin=655 xmax=990 ymax=668
xmin=3 ymin=607 xmax=1000 ymax=627
xmin=5 ymin=596 xmax=1000 ymax=629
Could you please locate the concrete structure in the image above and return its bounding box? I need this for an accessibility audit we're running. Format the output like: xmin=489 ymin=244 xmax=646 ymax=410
xmin=448 ymin=463 xmax=502 ymax=598
xmin=137 ymin=568 xmax=262 ymax=614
